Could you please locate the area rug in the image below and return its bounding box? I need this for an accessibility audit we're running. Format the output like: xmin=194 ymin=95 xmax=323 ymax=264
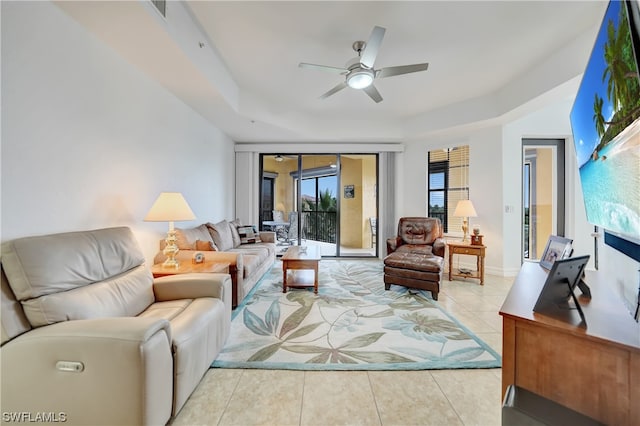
xmin=212 ymin=260 xmax=501 ymax=370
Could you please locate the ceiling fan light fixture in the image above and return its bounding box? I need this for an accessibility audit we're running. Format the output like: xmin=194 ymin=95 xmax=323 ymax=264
xmin=275 ymin=155 xmax=284 ymax=162
xmin=346 ymin=69 xmax=374 ymax=89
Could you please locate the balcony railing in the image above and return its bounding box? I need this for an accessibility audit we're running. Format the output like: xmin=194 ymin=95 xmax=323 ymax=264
xmin=302 ymin=211 xmax=336 ymax=243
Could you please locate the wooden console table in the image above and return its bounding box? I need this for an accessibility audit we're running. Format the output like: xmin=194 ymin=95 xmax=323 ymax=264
xmin=447 ymin=241 xmax=486 ymax=285
xmin=499 ymin=262 xmax=640 ymax=425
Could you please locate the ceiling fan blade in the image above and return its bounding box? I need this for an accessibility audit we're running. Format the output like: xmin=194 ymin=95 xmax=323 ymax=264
xmin=360 ymin=26 xmax=386 ymax=68
xmin=363 ymin=85 xmax=383 ymax=103
xmin=319 ymin=81 xmax=348 ymax=99
xmin=299 ymin=62 xmax=348 ymax=74
xmin=377 ymin=63 xmax=429 ymax=79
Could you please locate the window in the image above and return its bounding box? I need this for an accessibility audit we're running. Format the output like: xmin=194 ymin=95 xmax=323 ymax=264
xmin=261 ymin=173 xmax=276 ymax=223
xmin=427 ymin=146 xmax=469 ymax=234
xmin=428 ymin=161 xmax=447 ymax=229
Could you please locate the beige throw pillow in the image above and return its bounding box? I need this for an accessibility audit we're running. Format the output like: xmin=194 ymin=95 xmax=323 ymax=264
xmin=229 ymin=218 xmax=242 ymax=247
xmin=175 ymin=224 xmax=214 ymax=250
xmin=195 ymin=239 xmax=218 ymax=251
xmin=206 ymin=220 xmax=234 ymax=251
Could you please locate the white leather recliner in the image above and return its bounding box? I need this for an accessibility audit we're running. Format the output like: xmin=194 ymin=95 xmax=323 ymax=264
xmin=0 ymin=227 xmax=231 ymax=425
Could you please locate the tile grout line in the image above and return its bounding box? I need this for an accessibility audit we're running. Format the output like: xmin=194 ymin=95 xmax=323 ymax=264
xmin=217 ymin=370 xmax=245 ymax=426
xmin=299 ymin=371 xmax=306 ymax=426
xmin=366 ymin=372 xmax=384 ymax=426
xmin=428 ymin=370 xmax=466 ymax=426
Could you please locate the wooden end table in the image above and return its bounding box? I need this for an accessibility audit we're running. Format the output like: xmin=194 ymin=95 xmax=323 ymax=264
xmin=151 ymin=261 xmax=229 ymax=278
xmin=447 ymin=241 xmax=486 ymax=285
xmin=281 ymin=245 xmax=321 ymax=294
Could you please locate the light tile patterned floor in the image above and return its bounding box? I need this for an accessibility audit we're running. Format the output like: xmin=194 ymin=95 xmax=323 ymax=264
xmin=171 ymin=272 xmax=514 ymax=426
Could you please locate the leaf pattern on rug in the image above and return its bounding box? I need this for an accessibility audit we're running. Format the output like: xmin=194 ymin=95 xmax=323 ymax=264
xmin=213 ymin=260 xmax=501 ymax=370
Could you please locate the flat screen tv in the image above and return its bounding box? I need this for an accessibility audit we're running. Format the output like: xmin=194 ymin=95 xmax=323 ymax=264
xmin=570 ymin=0 xmax=640 ymax=259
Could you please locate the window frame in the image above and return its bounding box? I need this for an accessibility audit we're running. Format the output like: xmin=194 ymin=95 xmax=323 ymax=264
xmin=427 ymin=159 xmax=449 ymax=232
xmin=427 ymin=146 xmax=470 ymax=235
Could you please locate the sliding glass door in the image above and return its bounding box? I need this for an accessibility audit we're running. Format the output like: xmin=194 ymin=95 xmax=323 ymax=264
xmin=299 ymin=156 xmax=338 ymax=256
xmin=259 ymin=153 xmax=377 ymax=257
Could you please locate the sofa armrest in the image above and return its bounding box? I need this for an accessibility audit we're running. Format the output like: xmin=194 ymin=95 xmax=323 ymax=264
xmin=5 ymin=316 xmax=171 ymax=345
xmin=432 ymin=237 xmax=446 ymax=258
xmin=258 ymin=231 xmax=276 ymax=243
xmin=153 ymin=273 xmax=231 ymax=306
xmin=1 ymin=317 xmax=173 ymax=425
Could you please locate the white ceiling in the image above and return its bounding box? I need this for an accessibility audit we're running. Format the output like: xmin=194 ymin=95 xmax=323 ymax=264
xmin=57 ymin=1 xmax=609 ymax=143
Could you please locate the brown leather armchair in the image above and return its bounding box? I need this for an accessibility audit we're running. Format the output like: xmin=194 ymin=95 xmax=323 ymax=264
xmin=384 ymin=217 xmax=445 ymax=300
xmin=386 ymin=217 xmax=445 ymax=257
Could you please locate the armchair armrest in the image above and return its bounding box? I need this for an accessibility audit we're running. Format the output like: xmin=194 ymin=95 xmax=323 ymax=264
xmin=153 ymin=273 xmax=231 ymax=306
xmin=432 ymin=237 xmax=446 ymax=257
xmin=1 ymin=317 xmax=173 ymax=425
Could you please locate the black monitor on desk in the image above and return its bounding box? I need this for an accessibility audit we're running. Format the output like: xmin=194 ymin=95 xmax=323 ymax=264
xmin=533 ymin=255 xmax=590 ymax=322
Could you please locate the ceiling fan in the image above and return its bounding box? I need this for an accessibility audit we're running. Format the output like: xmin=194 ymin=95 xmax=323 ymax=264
xmin=299 ymin=26 xmax=429 ymax=103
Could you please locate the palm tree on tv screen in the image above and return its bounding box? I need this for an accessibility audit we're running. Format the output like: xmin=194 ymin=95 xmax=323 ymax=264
xmin=593 ymin=94 xmax=606 ymax=137
xmin=602 ymin=17 xmax=632 ymax=110
xmin=594 ymin=5 xmax=640 ymax=149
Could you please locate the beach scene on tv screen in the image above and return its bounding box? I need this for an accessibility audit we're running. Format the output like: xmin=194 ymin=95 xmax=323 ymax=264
xmin=571 ymin=0 xmax=640 ymax=238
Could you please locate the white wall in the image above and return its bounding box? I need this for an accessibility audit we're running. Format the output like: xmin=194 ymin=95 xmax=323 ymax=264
xmin=470 ymin=127 xmax=504 ymax=275
xmin=402 ymin=126 xmax=505 ymax=275
xmin=1 ymin=1 xmax=235 ymax=262
xmin=599 ymin=238 xmax=639 ymax=315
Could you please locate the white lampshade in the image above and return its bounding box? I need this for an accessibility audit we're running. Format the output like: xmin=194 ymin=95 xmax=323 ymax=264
xmin=453 ymin=200 xmax=477 ymax=218
xmin=144 ymin=192 xmax=196 ymax=222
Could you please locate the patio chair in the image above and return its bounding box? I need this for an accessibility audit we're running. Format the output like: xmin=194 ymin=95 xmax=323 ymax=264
xmin=271 ymin=210 xmax=289 ymax=243
xmin=286 ymin=212 xmax=306 ymax=245
xmin=369 ymin=217 xmax=377 ymax=248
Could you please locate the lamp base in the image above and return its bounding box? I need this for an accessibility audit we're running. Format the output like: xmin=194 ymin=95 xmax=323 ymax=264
xmin=461 ymin=219 xmax=469 ymax=243
xmin=162 ymin=257 xmax=180 ymax=268
xmin=162 ymin=229 xmax=180 ymax=268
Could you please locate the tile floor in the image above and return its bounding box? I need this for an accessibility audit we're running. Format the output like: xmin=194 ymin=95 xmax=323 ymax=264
xmin=171 ymin=271 xmax=515 ymax=426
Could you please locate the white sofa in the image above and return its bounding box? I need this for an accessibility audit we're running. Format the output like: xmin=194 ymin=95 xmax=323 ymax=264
xmin=1 ymin=227 xmax=231 ymax=425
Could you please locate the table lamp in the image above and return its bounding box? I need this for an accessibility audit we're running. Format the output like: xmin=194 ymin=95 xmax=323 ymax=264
xmin=453 ymin=199 xmax=477 ymax=243
xmin=144 ymin=192 xmax=196 ymax=268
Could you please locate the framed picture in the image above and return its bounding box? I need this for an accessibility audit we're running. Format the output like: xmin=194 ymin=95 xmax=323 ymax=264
xmin=344 ymin=185 xmax=355 ymax=199
xmin=539 ymin=235 xmax=573 ymax=270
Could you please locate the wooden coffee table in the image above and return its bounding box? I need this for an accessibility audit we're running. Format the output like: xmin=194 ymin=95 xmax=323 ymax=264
xmin=282 ymin=245 xmax=321 ymax=293
xmin=150 ymin=261 xmax=229 ymax=278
